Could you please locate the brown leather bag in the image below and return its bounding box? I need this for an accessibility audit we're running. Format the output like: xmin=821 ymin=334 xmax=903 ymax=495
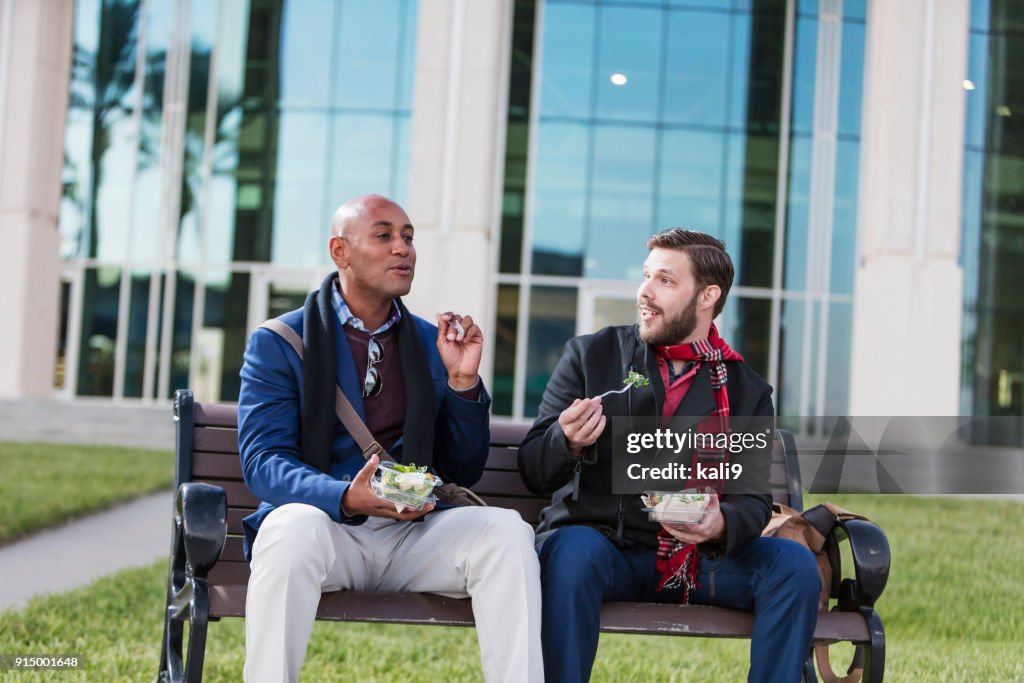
xmin=762 ymin=502 xmax=869 ymax=683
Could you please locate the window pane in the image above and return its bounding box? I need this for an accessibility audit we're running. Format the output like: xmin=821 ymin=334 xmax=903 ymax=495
xmin=271 ymin=113 xmax=328 ymax=267
xmin=718 ymin=296 xmax=771 ymax=381
xmin=199 ymin=271 xmax=251 ymax=403
xmin=531 ymin=122 xmax=589 ymax=276
xmin=791 ymin=17 xmax=818 ymax=136
xmin=837 ymin=20 xmax=866 ymax=139
xmin=525 ymin=287 xmax=578 ymax=417
xmin=830 ymin=139 xmax=860 ymax=295
xmin=724 ymin=133 xmax=778 ymax=288
xmin=538 ymin=2 xmax=596 ymax=119
xmin=825 ymin=302 xmax=852 ymax=414
xmin=328 ymin=114 xmax=397 ymax=213
xmin=594 ymin=6 xmax=661 ymax=123
xmin=657 ymin=129 xmax=725 ymax=234
xmin=784 ymin=135 xmax=812 ymax=290
xmin=492 ymin=284 xmax=520 ymax=416
xmin=279 ymin=0 xmax=334 ymax=108
xmin=78 ymin=267 xmax=122 ymax=397
xmin=663 ymin=9 xmax=731 ymax=127
xmin=334 ymin=0 xmax=407 ymax=109
xmin=123 ymin=270 xmax=153 ymax=398
xmin=585 ymin=125 xmax=656 ymax=280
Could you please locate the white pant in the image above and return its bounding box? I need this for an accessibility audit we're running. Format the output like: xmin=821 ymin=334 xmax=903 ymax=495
xmin=243 ymin=504 xmax=544 ymax=683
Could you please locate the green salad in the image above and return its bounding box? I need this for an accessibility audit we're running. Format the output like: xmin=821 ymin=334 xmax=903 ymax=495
xmin=379 ymin=462 xmax=437 ymax=497
xmin=624 ymin=370 xmax=650 ymax=389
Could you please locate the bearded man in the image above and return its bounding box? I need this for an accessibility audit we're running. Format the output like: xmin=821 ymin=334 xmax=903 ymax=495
xmin=518 ymin=229 xmax=819 ymax=683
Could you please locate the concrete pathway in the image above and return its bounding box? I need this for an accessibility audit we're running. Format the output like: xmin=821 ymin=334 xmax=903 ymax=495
xmin=0 ymin=491 xmax=172 ymax=612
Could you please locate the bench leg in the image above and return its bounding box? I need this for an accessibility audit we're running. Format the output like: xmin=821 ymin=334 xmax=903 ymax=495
xmin=158 ymin=577 xmax=212 ymax=683
xmin=861 ymin=609 xmax=886 ymax=683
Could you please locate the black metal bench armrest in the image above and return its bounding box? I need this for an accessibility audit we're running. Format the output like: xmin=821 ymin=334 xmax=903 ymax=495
xmin=176 ymin=482 xmax=227 ymax=578
xmin=836 ymin=518 xmax=890 ymax=611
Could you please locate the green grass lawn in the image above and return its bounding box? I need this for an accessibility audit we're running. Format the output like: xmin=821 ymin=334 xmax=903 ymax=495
xmin=0 ymin=441 xmax=173 ymax=544
xmin=0 ymin=495 xmax=1021 ymax=681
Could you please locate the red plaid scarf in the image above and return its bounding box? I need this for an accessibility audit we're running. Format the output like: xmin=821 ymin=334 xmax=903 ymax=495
xmin=652 ymin=324 xmax=743 ymax=602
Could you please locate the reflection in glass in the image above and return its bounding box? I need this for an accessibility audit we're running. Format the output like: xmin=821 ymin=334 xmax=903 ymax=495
xmin=784 ymin=136 xmax=812 ymax=291
xmin=726 ymin=133 xmax=778 ymax=288
xmin=499 ymin=0 xmax=537 ymax=275
xmin=657 ymin=129 xmax=724 ymax=234
xmin=78 ymin=268 xmax=122 ymax=397
xmin=585 ymin=125 xmax=656 ymax=280
xmin=538 ymin=2 xmax=595 ymax=119
xmin=718 ymin=296 xmax=771 ymax=382
xmin=790 ymin=17 xmax=818 ymax=136
xmin=531 ymin=122 xmax=589 ymax=275
xmin=594 ymin=6 xmax=661 ymax=123
xmin=123 ymin=271 xmax=154 ymax=398
xmin=777 ymin=298 xmax=804 ymax=416
xmin=825 ymin=302 xmax=852 ymax=415
xmin=830 ymin=139 xmax=860 ymax=295
xmin=55 ymin=281 xmax=72 ymax=389
xmin=169 ymin=271 xmax=197 ymax=397
xmin=662 ymin=9 xmax=730 ymax=127
xmin=279 ymin=0 xmax=333 ymax=109
xmin=271 ymin=113 xmax=328 ymax=266
xmin=837 ymin=20 xmax=866 ymax=138
xmin=334 ymin=0 xmax=416 ymax=109
xmin=199 ymin=272 xmax=251 ymax=403
xmin=525 ymin=287 xmax=578 ymax=417
xmin=493 ymin=285 xmax=520 ymax=415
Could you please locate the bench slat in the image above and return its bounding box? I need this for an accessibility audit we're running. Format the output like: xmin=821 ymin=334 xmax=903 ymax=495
xmin=206 ymin=585 xmax=868 ymax=643
xmin=195 ymin=402 xmax=239 ymax=428
xmin=194 ymin=427 xmax=239 ymax=454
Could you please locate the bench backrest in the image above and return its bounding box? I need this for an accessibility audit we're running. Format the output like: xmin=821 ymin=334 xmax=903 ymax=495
xmin=173 ymin=390 xmax=803 ymax=587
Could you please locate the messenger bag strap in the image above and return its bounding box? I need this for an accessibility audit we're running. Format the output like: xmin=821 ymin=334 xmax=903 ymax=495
xmin=260 ymin=319 xmax=395 ymax=463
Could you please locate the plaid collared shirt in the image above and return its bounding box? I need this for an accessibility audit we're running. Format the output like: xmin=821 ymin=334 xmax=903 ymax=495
xmin=331 ymin=284 xmax=401 ymax=335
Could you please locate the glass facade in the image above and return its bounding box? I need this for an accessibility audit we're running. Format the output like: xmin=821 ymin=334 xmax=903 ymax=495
xmin=495 ymin=0 xmax=867 ymax=418
xmin=57 ymin=0 xmax=418 ymax=402
xmin=961 ymin=0 xmax=1024 ymax=442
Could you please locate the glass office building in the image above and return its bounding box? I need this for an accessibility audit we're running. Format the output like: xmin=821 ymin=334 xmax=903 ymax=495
xmin=494 ymin=0 xmax=866 ymax=418
xmin=961 ymin=1 xmax=1024 ymax=431
xmin=57 ymin=0 xmax=417 ymax=402
xmin=36 ymin=0 xmax=1022 ymax=436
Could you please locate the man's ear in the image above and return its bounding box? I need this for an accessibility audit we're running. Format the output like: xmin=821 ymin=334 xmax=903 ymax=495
xmin=700 ymin=285 xmax=721 ymax=312
xmin=329 ymin=235 xmax=348 ymax=269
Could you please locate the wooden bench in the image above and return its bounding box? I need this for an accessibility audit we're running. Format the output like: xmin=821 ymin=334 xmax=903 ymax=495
xmin=158 ymin=389 xmax=889 ymax=682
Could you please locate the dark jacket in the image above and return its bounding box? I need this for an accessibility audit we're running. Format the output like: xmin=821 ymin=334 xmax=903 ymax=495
xmin=237 ymin=305 xmax=491 ymax=560
xmin=518 ymin=325 xmax=773 ymax=554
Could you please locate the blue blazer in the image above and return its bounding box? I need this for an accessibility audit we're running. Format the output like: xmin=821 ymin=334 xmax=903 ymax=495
xmin=237 ymin=306 xmax=491 ymax=559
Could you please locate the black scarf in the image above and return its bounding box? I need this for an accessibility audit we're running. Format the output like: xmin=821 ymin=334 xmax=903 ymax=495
xmin=300 ymin=272 xmax=436 ymax=473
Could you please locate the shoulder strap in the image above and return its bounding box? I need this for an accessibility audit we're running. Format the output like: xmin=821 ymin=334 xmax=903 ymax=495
xmin=260 ymin=319 xmax=395 ymax=463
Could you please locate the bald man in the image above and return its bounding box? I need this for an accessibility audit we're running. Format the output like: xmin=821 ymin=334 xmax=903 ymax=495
xmin=237 ymin=195 xmax=543 ymax=682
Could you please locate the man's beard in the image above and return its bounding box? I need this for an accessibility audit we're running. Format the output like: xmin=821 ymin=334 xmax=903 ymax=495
xmin=638 ymin=293 xmax=698 ymax=346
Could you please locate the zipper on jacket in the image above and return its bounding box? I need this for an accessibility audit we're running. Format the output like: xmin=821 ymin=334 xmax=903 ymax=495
xmin=572 ymin=458 xmax=582 ymax=501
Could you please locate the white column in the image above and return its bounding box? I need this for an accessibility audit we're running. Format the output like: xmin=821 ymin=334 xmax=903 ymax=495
xmin=404 ymin=0 xmax=514 ymax=386
xmin=849 ymin=0 xmax=970 ymax=416
xmin=0 ymin=0 xmax=74 ymax=399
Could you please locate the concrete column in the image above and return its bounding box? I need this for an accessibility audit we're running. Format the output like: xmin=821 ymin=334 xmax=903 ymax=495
xmin=404 ymin=0 xmax=513 ymax=385
xmin=0 ymin=0 xmax=73 ymax=399
xmin=849 ymin=0 xmax=970 ymax=415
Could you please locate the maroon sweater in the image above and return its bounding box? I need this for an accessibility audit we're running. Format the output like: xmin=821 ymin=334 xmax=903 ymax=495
xmin=344 ymin=324 xmax=481 ymax=454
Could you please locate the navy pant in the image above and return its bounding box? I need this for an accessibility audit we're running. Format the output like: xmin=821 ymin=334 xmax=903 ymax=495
xmin=538 ymin=526 xmax=820 ymax=683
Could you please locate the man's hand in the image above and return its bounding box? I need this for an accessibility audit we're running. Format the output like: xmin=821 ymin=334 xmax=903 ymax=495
xmin=341 ymin=455 xmax=435 ymax=520
xmin=558 ymin=397 xmax=606 ymax=457
xmin=660 ymin=492 xmax=725 ymax=544
xmin=436 ymin=311 xmax=482 ymax=390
